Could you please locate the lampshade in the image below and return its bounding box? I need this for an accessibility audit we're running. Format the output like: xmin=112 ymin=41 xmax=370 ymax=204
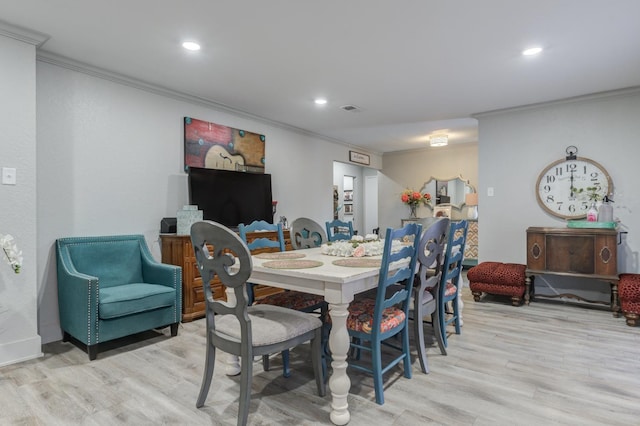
xmin=429 ymin=134 xmax=448 ymax=147
xmin=465 ymin=193 xmax=478 ymax=206
xmin=465 ymin=193 xmax=478 ymax=219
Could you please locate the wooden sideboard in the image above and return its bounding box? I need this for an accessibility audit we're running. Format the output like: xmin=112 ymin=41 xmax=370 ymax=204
xmin=525 ymin=226 xmax=619 ymax=316
xmin=160 ymin=230 xmax=292 ymax=322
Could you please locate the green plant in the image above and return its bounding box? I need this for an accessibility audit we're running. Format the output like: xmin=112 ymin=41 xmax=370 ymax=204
xmin=571 ymin=186 xmax=602 ymax=202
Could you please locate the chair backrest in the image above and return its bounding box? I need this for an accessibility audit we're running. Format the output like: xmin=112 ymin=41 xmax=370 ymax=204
xmin=371 ymin=222 xmax=422 ymax=336
xmin=290 ymin=217 xmax=327 ymax=249
xmin=325 ymin=219 xmax=354 ymax=241
xmin=415 ymin=218 xmax=450 ymax=295
xmin=190 ymin=221 xmax=254 ymax=337
xmin=56 ymin=235 xmax=147 ymax=288
xmin=439 ymin=220 xmax=469 ymax=299
xmin=238 ymin=220 xmax=285 ymax=253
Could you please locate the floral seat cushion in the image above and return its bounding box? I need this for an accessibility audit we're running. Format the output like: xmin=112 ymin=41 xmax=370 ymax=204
xmin=345 ymin=297 xmax=405 ymax=334
xmin=254 ymin=290 xmax=325 ymax=311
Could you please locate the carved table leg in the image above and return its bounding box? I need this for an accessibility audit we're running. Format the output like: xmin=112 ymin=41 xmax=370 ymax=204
xmin=611 ymin=281 xmax=621 ymax=318
xmin=328 ymin=302 xmax=351 ymax=426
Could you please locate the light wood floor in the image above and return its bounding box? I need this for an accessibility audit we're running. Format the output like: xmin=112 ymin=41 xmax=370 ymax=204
xmin=2 ymin=286 xmax=639 ymax=425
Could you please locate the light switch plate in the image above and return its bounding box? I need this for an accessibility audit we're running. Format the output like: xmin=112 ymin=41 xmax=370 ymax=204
xmin=2 ymin=167 xmax=16 ymax=185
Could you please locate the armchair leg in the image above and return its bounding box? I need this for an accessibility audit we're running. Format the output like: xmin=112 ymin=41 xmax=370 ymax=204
xmin=170 ymin=323 xmax=179 ymax=336
xmin=87 ymin=344 xmax=98 ymax=361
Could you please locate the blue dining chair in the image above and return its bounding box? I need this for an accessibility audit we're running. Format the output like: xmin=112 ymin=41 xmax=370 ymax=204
xmin=438 ymin=220 xmax=469 ymax=348
xmin=345 ymin=222 xmax=422 ymax=405
xmin=325 ymin=219 xmax=354 ymax=241
xmin=238 ymin=220 xmax=327 ymax=377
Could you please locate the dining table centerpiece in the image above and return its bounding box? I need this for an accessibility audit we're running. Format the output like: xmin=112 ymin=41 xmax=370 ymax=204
xmin=401 ymin=189 xmax=431 ymax=218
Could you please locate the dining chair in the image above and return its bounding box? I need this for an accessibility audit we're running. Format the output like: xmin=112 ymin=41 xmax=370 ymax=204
xmin=438 ymin=220 xmax=469 ymax=348
xmin=411 ymin=217 xmax=449 ymax=374
xmin=290 ymin=217 xmax=327 ymax=249
xmin=190 ymin=221 xmax=325 ymax=426
xmin=345 ymin=222 xmax=422 ymax=405
xmin=238 ymin=220 xmax=327 ymax=377
xmin=325 ymin=219 xmax=354 ymax=241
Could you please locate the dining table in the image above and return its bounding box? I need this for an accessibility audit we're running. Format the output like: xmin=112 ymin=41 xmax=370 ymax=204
xmin=226 ymin=245 xmax=384 ymax=425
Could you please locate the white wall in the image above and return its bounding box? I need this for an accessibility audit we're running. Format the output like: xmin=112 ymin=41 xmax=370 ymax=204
xmin=0 ymin=35 xmax=42 ymax=366
xmin=35 ymin=61 xmax=381 ymax=344
xmin=379 ymin=143 xmax=479 ymax=231
xmin=476 ymin=89 xmax=640 ymax=273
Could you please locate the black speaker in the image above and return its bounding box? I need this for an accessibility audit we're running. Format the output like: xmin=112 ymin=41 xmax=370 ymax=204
xmin=160 ymin=217 xmax=177 ymax=234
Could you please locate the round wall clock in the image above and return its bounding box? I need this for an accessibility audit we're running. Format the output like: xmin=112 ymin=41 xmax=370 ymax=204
xmin=535 ymin=146 xmax=613 ymax=220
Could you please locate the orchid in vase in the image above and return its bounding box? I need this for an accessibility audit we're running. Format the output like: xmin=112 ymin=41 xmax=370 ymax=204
xmin=1 ymin=234 xmax=23 ymax=273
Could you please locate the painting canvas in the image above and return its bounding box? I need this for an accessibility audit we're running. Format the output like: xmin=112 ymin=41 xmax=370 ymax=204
xmin=184 ymin=117 xmax=266 ymax=173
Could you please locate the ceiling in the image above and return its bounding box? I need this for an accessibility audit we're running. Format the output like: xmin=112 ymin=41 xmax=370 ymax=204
xmin=3 ymin=1 xmax=640 ymax=153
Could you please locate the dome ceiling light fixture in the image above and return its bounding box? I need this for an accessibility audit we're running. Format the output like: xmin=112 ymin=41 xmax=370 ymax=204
xmin=429 ymin=134 xmax=448 ymax=147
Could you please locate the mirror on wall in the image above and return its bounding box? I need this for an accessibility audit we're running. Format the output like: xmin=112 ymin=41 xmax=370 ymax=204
xmin=421 ymin=175 xmax=475 ymax=210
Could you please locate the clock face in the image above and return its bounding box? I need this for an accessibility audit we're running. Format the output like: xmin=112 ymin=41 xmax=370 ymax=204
xmin=536 ymin=157 xmax=613 ymax=219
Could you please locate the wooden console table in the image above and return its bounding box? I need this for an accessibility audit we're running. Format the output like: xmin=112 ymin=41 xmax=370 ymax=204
xmin=160 ymin=230 xmax=291 ymax=322
xmin=525 ymin=226 xmax=619 ymax=316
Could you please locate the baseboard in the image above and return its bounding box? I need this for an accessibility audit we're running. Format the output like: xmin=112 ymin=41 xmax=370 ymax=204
xmin=0 ymin=335 xmax=43 ymax=367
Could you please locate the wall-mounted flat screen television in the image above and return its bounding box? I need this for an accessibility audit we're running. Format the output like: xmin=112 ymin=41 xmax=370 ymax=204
xmin=188 ymin=167 xmax=273 ymax=229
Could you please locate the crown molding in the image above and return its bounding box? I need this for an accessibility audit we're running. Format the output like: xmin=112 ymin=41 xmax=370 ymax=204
xmin=0 ymin=20 xmax=48 ymax=46
xmin=473 ymin=86 xmax=640 ymax=118
xmin=35 ymin=50 xmax=381 ymax=157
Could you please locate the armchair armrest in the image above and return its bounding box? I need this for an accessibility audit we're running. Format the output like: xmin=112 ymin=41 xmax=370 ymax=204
xmin=56 ymin=244 xmax=100 ymax=345
xmin=139 ymin=245 xmax=182 ymax=288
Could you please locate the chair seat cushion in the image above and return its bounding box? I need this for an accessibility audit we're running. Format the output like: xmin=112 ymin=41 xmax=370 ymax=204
xmin=99 ymin=283 xmax=176 ymax=320
xmin=346 ymin=297 xmax=406 ymax=334
xmin=216 ymin=305 xmax=322 ymax=347
xmin=254 ymin=290 xmax=325 ymax=311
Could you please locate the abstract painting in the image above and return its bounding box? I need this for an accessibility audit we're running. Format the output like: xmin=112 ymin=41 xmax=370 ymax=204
xmin=184 ymin=117 xmax=265 ymax=173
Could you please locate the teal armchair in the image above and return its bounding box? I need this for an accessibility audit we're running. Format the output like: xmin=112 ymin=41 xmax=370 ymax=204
xmin=56 ymin=234 xmax=182 ymax=360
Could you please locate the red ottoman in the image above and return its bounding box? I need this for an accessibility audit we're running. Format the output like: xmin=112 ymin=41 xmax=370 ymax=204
xmin=468 ymin=262 xmax=529 ymax=306
xmin=619 ymin=274 xmax=640 ymax=326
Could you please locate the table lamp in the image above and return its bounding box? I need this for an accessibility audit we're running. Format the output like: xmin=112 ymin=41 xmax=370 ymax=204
xmin=465 ymin=193 xmax=478 ymax=219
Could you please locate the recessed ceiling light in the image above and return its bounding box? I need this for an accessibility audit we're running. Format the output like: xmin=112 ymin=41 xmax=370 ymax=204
xmin=314 ymin=98 xmax=328 ymax=105
xmin=182 ymin=41 xmax=201 ymax=51
xmin=522 ymin=46 xmax=543 ymax=56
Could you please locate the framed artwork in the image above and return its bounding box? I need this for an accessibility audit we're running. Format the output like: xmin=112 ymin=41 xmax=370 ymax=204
xmin=349 ymin=151 xmax=370 ymax=165
xmin=184 ymin=117 xmax=266 ymax=173
xmin=433 ymin=205 xmax=452 ymax=218
xmin=436 ymin=180 xmax=448 ymax=196
xmin=344 ymin=204 xmax=353 ymax=214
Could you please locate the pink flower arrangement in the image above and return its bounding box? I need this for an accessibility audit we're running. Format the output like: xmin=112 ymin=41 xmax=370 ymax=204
xmin=401 ymin=189 xmax=431 ymax=206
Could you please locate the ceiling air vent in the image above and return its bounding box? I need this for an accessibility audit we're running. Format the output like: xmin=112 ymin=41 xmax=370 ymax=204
xmin=340 ymin=104 xmax=361 ymax=112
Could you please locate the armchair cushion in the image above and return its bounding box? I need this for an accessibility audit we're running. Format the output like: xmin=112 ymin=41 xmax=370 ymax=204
xmin=100 ymin=283 xmax=177 ymax=319
xmin=67 ymin=239 xmax=144 ymax=288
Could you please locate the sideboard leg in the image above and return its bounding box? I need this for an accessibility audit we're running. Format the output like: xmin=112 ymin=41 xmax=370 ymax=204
xmin=524 ymin=275 xmax=532 ymax=305
xmin=611 ymin=281 xmax=621 ymax=318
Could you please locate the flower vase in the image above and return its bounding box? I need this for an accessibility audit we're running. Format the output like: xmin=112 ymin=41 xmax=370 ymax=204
xmin=409 ymin=204 xmax=417 ymax=218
